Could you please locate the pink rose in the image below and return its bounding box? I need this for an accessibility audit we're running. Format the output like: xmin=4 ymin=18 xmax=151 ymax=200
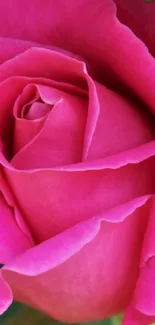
xmin=0 ymin=1 xmax=155 ymax=324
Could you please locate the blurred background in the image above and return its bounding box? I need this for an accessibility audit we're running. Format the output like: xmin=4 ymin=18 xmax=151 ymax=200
xmin=0 ymin=302 xmax=122 ymax=325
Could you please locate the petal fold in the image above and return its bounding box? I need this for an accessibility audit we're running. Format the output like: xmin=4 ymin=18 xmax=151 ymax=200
xmin=1 ymin=196 xmax=150 ymax=322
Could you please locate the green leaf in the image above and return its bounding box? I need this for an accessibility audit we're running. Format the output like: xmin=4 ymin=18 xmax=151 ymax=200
xmin=111 ymin=315 xmax=123 ymax=325
xmin=81 ymin=320 xmax=113 ymax=325
xmin=146 ymin=0 xmax=155 ymax=3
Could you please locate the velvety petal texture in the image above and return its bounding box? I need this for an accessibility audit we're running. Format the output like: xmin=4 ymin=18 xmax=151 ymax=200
xmin=12 ymin=84 xmax=87 ymax=167
xmin=0 ymin=1 xmax=155 ymax=110
xmin=123 ymin=197 xmax=155 ymax=325
xmin=0 ymin=191 xmax=33 ymax=264
xmin=0 ymin=1 xmax=154 ymax=324
xmin=0 ymin=196 xmax=151 ymax=322
xmin=114 ymin=0 xmax=155 ymax=57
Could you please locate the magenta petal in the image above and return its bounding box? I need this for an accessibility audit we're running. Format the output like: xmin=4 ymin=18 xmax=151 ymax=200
xmin=115 ymin=0 xmax=155 ymax=57
xmin=1 ymin=196 xmax=150 ymax=322
xmin=0 ymin=36 xmax=82 ymax=65
xmin=0 ymin=78 xmax=29 ymax=140
xmin=0 ymin=37 xmax=69 ymax=65
xmin=123 ymin=197 xmax=155 ymax=324
xmin=58 ymin=140 xmax=155 ymax=172
xmin=0 ymin=171 xmax=34 ymax=264
xmin=13 ymin=84 xmax=50 ymax=154
xmin=3 ymin=154 xmax=155 ymax=243
xmin=25 ymin=102 xmax=51 ymax=120
xmin=123 ymin=306 xmax=154 ymax=325
xmin=0 ymin=274 xmax=12 ymax=314
xmin=0 ymin=37 xmax=41 ymax=64
xmin=87 ymin=82 xmax=154 ymax=160
xmin=134 ymin=258 xmax=155 ymax=316
xmin=0 ymin=193 xmax=33 ymax=264
xmin=0 ymin=1 xmax=155 ymax=112
xmin=140 ymin=198 xmax=155 ymax=268
xmin=0 ymin=47 xmax=86 ymax=88
xmin=12 ymin=85 xmax=87 ymax=168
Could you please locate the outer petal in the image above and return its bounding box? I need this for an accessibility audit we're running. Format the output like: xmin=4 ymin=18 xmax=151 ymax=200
xmin=0 ymin=37 xmax=40 ymax=64
xmin=123 ymin=307 xmax=154 ymax=325
xmin=1 ymin=197 xmax=150 ymax=322
xmin=123 ymin=197 xmax=155 ymax=325
xmin=0 ymin=1 xmax=155 ymax=112
xmin=1 ymin=154 xmax=154 ymax=243
xmin=0 ymin=274 xmax=12 ymax=314
xmin=0 ymin=47 xmax=86 ymax=86
xmin=87 ymin=81 xmax=154 ymax=161
xmin=0 ymin=171 xmax=34 ymax=264
xmin=0 ymin=193 xmax=33 ymax=264
xmin=0 ymin=37 xmax=81 ymax=64
xmin=114 ymin=0 xmax=155 ymax=57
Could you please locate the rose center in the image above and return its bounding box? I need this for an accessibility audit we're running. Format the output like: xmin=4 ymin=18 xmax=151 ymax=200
xmin=13 ymin=83 xmax=55 ymax=155
xmin=14 ymin=84 xmax=52 ymax=121
xmin=23 ymin=101 xmax=51 ymax=120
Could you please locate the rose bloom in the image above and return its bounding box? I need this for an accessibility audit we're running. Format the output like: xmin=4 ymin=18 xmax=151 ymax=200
xmin=0 ymin=1 xmax=155 ymax=324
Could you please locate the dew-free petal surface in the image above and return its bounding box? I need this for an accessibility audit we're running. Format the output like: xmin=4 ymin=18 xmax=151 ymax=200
xmin=0 ymin=3 xmax=155 ymax=324
xmin=1 ymin=197 xmax=150 ymax=322
xmin=1 ymin=1 xmax=155 ymax=112
xmin=123 ymin=197 xmax=155 ymax=325
xmin=114 ymin=0 xmax=155 ymax=57
xmin=0 ymin=193 xmax=32 ymax=264
xmin=0 ymin=274 xmax=12 ymax=315
xmin=87 ymin=82 xmax=154 ymax=160
xmin=0 ymin=47 xmax=86 ymax=87
xmin=12 ymin=85 xmax=87 ymax=168
xmin=2 ymin=156 xmax=155 ymax=243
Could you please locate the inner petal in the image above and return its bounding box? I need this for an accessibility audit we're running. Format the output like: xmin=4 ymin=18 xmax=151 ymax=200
xmin=12 ymin=84 xmax=88 ymax=168
xmin=25 ymin=102 xmax=51 ymax=120
xmin=13 ymin=84 xmax=54 ymax=155
xmin=13 ymin=83 xmax=39 ymax=119
xmin=12 ymin=83 xmax=88 ymax=166
xmin=86 ymin=81 xmax=155 ymax=161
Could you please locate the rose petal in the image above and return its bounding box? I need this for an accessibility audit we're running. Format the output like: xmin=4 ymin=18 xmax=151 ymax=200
xmin=0 ymin=47 xmax=87 ymax=159
xmin=87 ymin=81 xmax=154 ymax=160
xmin=0 ymin=193 xmax=33 ymax=264
xmin=123 ymin=197 xmax=155 ymax=324
xmin=12 ymin=84 xmax=87 ymax=167
xmin=0 ymin=273 xmax=12 ymax=315
xmin=0 ymin=37 xmax=81 ymax=65
xmin=0 ymin=170 xmax=34 ymax=264
xmin=140 ymin=198 xmax=155 ymax=268
xmin=45 ymin=140 xmax=155 ymax=172
xmin=2 ymin=195 xmax=148 ymax=322
xmin=2 ymin=154 xmax=154 ymax=243
xmin=3 ymin=59 xmax=154 ymax=169
xmin=0 ymin=78 xmax=29 ymax=140
xmin=0 ymin=37 xmax=40 ymax=64
xmin=0 ymin=170 xmax=34 ymax=247
xmin=0 ymin=1 xmax=155 ymax=112
xmin=13 ymin=83 xmax=40 ymax=119
xmin=25 ymin=102 xmax=51 ymax=120
xmin=0 ymin=74 xmax=86 ymax=158
xmin=1 ymin=196 xmax=150 ymax=322
xmin=135 ymin=258 xmax=155 ymax=316
xmin=114 ymin=0 xmax=155 ymax=57
xmin=13 ymin=84 xmax=51 ymax=154
xmin=123 ymin=306 xmax=154 ymax=325
xmin=0 ymin=47 xmax=86 ymax=88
